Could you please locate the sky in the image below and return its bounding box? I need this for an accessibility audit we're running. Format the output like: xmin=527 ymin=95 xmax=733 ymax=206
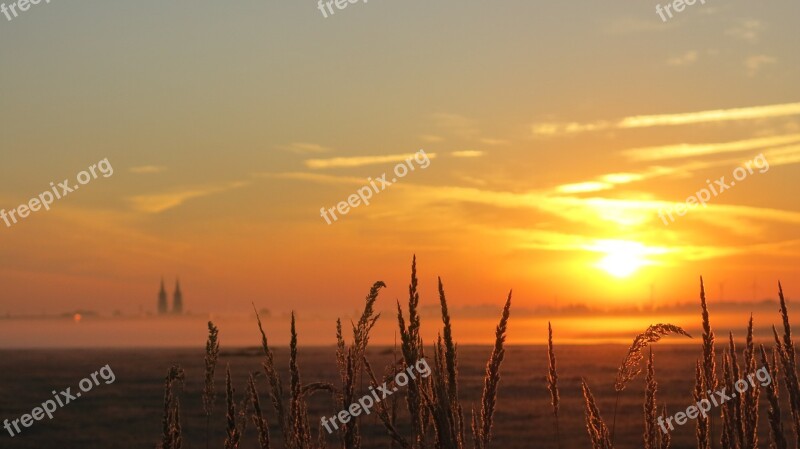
xmin=1 ymin=0 xmax=799 ymax=346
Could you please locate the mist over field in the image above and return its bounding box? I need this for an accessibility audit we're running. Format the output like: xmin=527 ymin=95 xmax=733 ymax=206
xmin=0 ymin=345 xmax=765 ymax=449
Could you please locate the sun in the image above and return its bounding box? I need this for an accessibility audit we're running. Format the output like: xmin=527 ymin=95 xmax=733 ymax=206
xmin=592 ymin=240 xmax=651 ymax=278
xmin=598 ymin=251 xmax=645 ymax=278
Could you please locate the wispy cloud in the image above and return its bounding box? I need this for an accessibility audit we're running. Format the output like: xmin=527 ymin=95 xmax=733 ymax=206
xmin=451 ymin=150 xmax=484 ymax=158
xmin=600 ymin=173 xmax=645 ymax=184
xmin=619 ymin=102 xmax=800 ymax=128
xmin=262 ymin=165 xmax=800 ymax=260
xmin=551 ymin=142 xmax=800 ymax=200
xmin=556 ymin=182 xmax=612 ymax=194
xmin=554 ymin=169 xmax=667 ymax=196
xmin=430 ymin=113 xmax=479 ymax=138
xmin=501 ymin=226 xmax=800 ymax=263
xmin=480 ymin=138 xmax=510 ymax=146
xmin=532 ymin=121 xmax=610 ymax=135
xmin=762 ymin=144 xmax=800 ymax=166
xmin=130 ymin=165 xmax=166 ymax=174
xmin=281 ymin=142 xmax=333 ymax=155
xmin=533 ymin=102 xmax=800 ymax=135
xmin=262 ymin=172 xmax=365 ymax=185
xmin=392 ymin=182 xmax=800 ymax=237
xmin=127 ymin=182 xmax=248 ymax=214
xmin=623 ymin=134 xmax=800 ymax=161
xmin=745 ymin=55 xmax=776 ymax=77
xmin=726 ymin=19 xmax=763 ymax=43
xmin=434 ymin=184 xmax=800 ymax=237
xmin=603 ymin=17 xmax=675 ymax=35
xmin=305 ymin=152 xmax=437 ymax=169
xmin=419 ymin=135 xmax=445 ymax=143
xmin=667 ymin=51 xmax=699 ymax=66
xmin=454 ymin=174 xmax=489 ymax=187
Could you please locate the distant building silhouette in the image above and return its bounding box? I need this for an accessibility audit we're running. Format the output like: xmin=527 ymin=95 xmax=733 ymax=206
xmin=157 ymin=279 xmax=168 ymax=315
xmin=173 ymin=279 xmax=183 ymax=315
xmin=157 ymin=278 xmax=184 ymax=315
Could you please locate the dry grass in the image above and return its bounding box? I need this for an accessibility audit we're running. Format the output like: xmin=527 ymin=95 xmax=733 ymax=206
xmin=699 ymin=277 xmax=718 ymax=448
xmin=660 ymin=406 xmax=671 ymax=449
xmin=727 ymin=331 xmax=743 ymax=447
xmin=546 ymin=321 xmax=561 ymax=449
xmin=643 ymin=349 xmax=657 ymax=449
xmin=204 ymin=322 xmax=220 ymax=449
xmin=614 ymin=324 xmax=692 ymax=393
xmin=582 ymin=379 xmax=612 ymax=449
xmin=774 ymin=282 xmax=800 ymax=448
xmin=154 ymin=262 xmax=799 ymax=449
xmin=160 ymin=365 xmax=185 ymax=449
xmin=693 ymin=360 xmax=710 ymax=449
xmin=425 ymin=277 xmax=466 ymax=449
xmin=396 ymin=256 xmax=425 ymax=448
xmin=644 ymin=349 xmax=669 ymax=449
xmin=742 ymin=316 xmax=759 ymax=449
xmin=760 ymin=344 xmax=787 ymax=449
xmin=224 ymin=365 xmax=242 ymax=449
xmin=247 ymin=372 xmax=271 ymax=449
xmin=363 ymin=357 xmax=411 ymax=449
xmin=720 ymin=348 xmax=738 ymax=448
xmin=472 ymin=291 xmax=511 ymax=449
xmin=611 ymin=323 xmax=691 ymax=443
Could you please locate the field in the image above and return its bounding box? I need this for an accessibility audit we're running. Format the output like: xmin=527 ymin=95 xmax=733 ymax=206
xmin=2 ymin=268 xmax=797 ymax=449
xmin=0 ymin=343 xmax=787 ymax=449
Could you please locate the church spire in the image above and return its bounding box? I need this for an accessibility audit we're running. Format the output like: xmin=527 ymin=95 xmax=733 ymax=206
xmin=172 ymin=278 xmax=183 ymax=315
xmin=157 ymin=277 xmax=168 ymax=315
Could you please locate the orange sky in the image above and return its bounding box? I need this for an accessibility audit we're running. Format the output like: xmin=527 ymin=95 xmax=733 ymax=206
xmin=1 ymin=0 xmax=799 ymax=346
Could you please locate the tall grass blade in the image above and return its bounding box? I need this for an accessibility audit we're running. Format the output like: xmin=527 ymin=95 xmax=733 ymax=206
xmin=203 ymin=321 xmax=220 ymax=449
xmin=547 ymin=322 xmax=561 ymax=449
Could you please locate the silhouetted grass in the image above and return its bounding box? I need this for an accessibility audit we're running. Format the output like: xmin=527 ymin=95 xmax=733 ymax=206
xmin=154 ymin=263 xmax=797 ymax=449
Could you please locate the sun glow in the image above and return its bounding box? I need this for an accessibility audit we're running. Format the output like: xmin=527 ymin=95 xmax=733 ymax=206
xmin=590 ymin=240 xmax=658 ymax=278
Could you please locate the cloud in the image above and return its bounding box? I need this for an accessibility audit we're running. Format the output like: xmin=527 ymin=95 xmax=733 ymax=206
xmin=619 ymin=102 xmax=800 ymax=128
xmin=130 ymin=166 xmax=166 ymax=174
xmin=532 ymin=121 xmax=610 ymax=135
xmin=454 ymin=174 xmax=489 ymax=187
xmin=667 ymin=51 xmax=699 ymax=66
xmin=262 ymin=172 xmax=365 ymax=185
xmin=480 ymin=138 xmax=510 ymax=146
xmin=762 ymin=144 xmax=800 ymax=166
xmin=603 ymin=17 xmax=675 ymax=35
xmin=501 ymin=226 xmax=800 ymax=263
xmin=430 ymin=113 xmax=479 ymax=138
xmin=553 ymin=172 xmax=645 ymax=195
xmin=533 ymin=102 xmax=800 ymax=135
xmin=450 ymin=150 xmax=484 ymax=158
xmin=262 ymin=163 xmax=800 ymax=258
xmin=726 ymin=19 xmax=763 ymax=43
xmin=281 ymin=142 xmax=333 ymax=155
xmin=428 ymin=184 xmax=800 ymax=235
xmin=556 ymin=182 xmax=612 ymax=194
xmin=127 ymin=182 xmax=248 ymax=214
xmin=600 ymin=173 xmax=645 ymax=184
xmin=623 ymin=134 xmax=800 ymax=161
xmin=555 ymin=169 xmax=669 ymax=196
xmin=419 ymin=135 xmax=445 ymax=143
xmin=745 ymin=55 xmax=776 ymax=77
xmin=576 ymin=143 xmax=795 ymax=192
xmin=305 ymin=152 xmax=437 ymax=169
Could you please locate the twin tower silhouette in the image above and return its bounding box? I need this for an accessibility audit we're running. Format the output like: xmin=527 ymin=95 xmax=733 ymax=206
xmin=157 ymin=278 xmax=183 ymax=315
